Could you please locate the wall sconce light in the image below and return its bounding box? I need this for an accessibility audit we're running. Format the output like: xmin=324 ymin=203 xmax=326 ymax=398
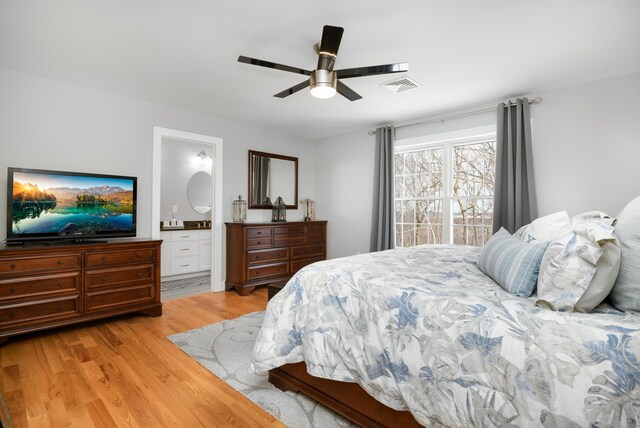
xmin=197 ymin=151 xmax=212 ymax=160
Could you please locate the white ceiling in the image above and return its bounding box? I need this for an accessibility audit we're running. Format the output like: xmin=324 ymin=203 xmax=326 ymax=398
xmin=1 ymin=1 xmax=639 ymax=140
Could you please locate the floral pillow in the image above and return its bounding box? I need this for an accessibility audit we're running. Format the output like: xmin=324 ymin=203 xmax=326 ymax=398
xmin=536 ymin=212 xmax=620 ymax=312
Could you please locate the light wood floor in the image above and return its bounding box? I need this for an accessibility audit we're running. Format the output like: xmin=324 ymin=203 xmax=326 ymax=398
xmin=0 ymin=288 xmax=285 ymax=428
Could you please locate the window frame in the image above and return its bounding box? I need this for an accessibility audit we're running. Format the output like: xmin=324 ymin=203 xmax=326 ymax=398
xmin=394 ymin=132 xmax=497 ymax=246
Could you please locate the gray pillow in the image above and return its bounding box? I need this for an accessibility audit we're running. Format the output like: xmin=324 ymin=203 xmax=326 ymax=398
xmin=609 ymin=196 xmax=640 ymax=312
xmin=478 ymin=228 xmax=549 ymax=297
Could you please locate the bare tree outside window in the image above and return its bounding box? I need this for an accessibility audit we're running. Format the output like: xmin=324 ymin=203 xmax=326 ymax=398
xmin=452 ymin=141 xmax=496 ymax=246
xmin=394 ymin=139 xmax=496 ymax=247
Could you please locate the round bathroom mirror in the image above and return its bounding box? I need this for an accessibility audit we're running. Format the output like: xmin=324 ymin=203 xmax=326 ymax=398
xmin=187 ymin=171 xmax=212 ymax=213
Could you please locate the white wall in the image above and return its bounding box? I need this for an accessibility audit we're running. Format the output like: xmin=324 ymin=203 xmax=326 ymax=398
xmin=314 ymin=129 xmax=375 ymax=259
xmin=161 ymin=138 xmax=212 ymax=223
xmin=315 ymin=72 xmax=640 ymax=259
xmin=531 ymin=72 xmax=640 ymax=217
xmin=0 ymin=68 xmax=315 ymax=278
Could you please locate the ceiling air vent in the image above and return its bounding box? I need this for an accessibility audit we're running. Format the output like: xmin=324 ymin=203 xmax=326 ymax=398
xmin=381 ymin=76 xmax=421 ymax=94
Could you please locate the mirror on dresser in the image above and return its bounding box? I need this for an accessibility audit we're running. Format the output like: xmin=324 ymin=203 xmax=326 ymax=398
xmin=248 ymin=150 xmax=298 ymax=209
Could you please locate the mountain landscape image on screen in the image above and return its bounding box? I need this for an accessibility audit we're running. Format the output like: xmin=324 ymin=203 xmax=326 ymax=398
xmin=12 ymin=172 xmax=135 ymax=237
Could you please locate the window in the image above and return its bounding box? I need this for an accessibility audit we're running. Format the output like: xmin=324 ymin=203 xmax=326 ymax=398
xmin=394 ymin=137 xmax=496 ymax=247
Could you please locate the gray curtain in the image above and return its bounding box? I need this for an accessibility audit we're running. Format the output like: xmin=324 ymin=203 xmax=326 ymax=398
xmin=370 ymin=126 xmax=396 ymax=251
xmin=493 ymin=98 xmax=538 ymax=234
xmin=252 ymin=156 xmax=270 ymax=205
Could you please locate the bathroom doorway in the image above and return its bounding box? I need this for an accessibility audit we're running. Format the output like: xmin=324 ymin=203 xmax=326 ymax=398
xmin=151 ymin=127 xmax=223 ymax=299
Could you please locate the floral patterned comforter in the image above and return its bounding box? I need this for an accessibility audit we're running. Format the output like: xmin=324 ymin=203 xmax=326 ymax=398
xmin=251 ymin=245 xmax=640 ymax=427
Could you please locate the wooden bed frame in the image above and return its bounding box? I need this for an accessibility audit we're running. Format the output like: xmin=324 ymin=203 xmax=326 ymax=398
xmin=269 ymin=362 xmax=422 ymax=428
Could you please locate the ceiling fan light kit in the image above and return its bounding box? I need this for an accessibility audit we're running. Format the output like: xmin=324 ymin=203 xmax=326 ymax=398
xmin=238 ymin=25 xmax=408 ymax=101
xmin=310 ymin=69 xmax=337 ymax=99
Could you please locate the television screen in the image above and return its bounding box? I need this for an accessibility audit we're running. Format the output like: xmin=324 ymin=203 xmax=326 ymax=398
xmin=7 ymin=168 xmax=137 ymax=242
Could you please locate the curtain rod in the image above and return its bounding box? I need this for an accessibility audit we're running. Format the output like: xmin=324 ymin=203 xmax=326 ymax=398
xmin=368 ymin=97 xmax=543 ymax=135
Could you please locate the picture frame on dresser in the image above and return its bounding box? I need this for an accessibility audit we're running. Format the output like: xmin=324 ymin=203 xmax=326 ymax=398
xmin=225 ymin=221 xmax=326 ymax=295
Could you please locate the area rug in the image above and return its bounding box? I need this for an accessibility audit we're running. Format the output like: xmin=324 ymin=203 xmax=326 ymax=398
xmin=168 ymin=312 xmax=354 ymax=428
xmin=161 ymin=275 xmax=210 ymax=299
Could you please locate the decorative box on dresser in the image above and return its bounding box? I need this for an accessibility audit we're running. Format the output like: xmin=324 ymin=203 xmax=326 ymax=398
xmin=225 ymin=221 xmax=327 ymax=296
xmin=0 ymin=239 xmax=162 ymax=344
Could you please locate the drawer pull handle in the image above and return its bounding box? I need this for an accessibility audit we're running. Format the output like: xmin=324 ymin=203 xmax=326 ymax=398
xmin=57 ymin=282 xmax=63 ymax=288
xmin=136 ymin=292 xmax=142 ymax=297
xmin=58 ymin=260 xmax=64 ymax=265
xmin=255 ymin=271 xmax=260 ymax=275
xmin=9 ymin=312 xmax=15 ymax=319
xmin=257 ymin=241 xmax=262 ymax=245
xmin=136 ymin=253 xmax=143 ymax=258
xmin=137 ymin=273 xmax=143 ymax=277
xmin=101 ymin=297 xmax=107 ymax=303
xmin=57 ymin=304 xmax=63 ymax=311
xmin=180 ymin=248 xmax=188 ymax=251
xmin=101 ymin=276 xmax=107 ymax=282
xmin=181 ymin=264 xmax=189 ymax=268
xmin=181 ymin=235 xmax=189 ymax=239
xmin=255 ymin=256 xmax=260 ymax=259
xmin=102 ymin=256 xmax=107 ymax=261
xmin=10 ymin=263 xmax=16 ymax=269
xmin=9 ymin=287 xmax=16 ymax=293
xmin=257 ymin=231 xmax=262 ymax=235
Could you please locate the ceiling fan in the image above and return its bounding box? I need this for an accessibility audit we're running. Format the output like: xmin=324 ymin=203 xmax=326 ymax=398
xmin=238 ymin=25 xmax=408 ymax=101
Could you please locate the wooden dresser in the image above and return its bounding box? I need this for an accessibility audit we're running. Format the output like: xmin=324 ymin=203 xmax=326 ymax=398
xmin=225 ymin=221 xmax=327 ymax=296
xmin=0 ymin=239 xmax=162 ymax=344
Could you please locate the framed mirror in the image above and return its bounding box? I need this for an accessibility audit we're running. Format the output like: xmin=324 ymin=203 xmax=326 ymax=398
xmin=187 ymin=171 xmax=212 ymax=213
xmin=248 ymin=150 xmax=298 ymax=209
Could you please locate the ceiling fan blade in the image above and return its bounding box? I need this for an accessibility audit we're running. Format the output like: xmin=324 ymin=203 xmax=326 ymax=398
xmin=238 ymin=56 xmax=311 ymax=76
xmin=336 ymin=62 xmax=409 ymax=79
xmin=337 ymin=81 xmax=362 ymax=102
xmin=319 ymin=25 xmax=344 ymax=57
xmin=274 ymin=80 xmax=311 ymax=98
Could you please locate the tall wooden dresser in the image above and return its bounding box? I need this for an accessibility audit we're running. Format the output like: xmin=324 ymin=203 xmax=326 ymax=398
xmin=0 ymin=239 xmax=162 ymax=344
xmin=225 ymin=221 xmax=327 ymax=295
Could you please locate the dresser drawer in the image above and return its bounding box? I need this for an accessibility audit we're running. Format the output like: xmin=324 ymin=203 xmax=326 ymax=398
xmin=291 ymin=244 xmax=324 ymax=260
xmin=247 ymin=262 xmax=289 ymax=280
xmin=247 ymin=228 xmax=272 ymax=238
xmin=171 ymin=256 xmax=199 ymax=275
xmin=170 ymin=241 xmax=198 ymax=258
xmin=0 ymin=254 xmax=81 ymax=275
xmin=86 ymin=248 xmax=155 ymax=268
xmin=305 ymin=233 xmax=324 ymax=244
xmin=0 ymin=296 xmax=81 ymax=326
xmin=246 ymin=237 xmax=273 ymax=249
xmin=248 ymin=248 xmax=289 ymax=265
xmin=291 ymin=257 xmax=324 ymax=273
xmin=274 ymin=237 xmax=305 ymax=247
xmin=0 ymin=272 xmax=80 ymax=302
xmin=86 ymin=285 xmax=154 ymax=313
xmin=86 ymin=264 xmax=154 ymax=289
xmin=171 ymin=231 xmax=198 ymax=241
xmin=274 ymin=226 xmax=305 ymax=237
xmin=306 ymin=225 xmax=325 ymax=234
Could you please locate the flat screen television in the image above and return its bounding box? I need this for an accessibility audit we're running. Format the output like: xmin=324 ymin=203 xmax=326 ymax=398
xmin=7 ymin=167 xmax=137 ymax=243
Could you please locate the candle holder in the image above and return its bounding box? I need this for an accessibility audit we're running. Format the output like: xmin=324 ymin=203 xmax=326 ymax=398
xmin=272 ymin=196 xmax=287 ymax=222
xmin=232 ymin=195 xmax=247 ymax=223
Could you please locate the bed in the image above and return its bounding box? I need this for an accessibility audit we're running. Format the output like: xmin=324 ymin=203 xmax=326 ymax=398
xmin=251 ymin=245 xmax=640 ymax=427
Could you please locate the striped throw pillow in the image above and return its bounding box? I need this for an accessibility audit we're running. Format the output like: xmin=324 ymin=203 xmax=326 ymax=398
xmin=478 ymin=228 xmax=549 ymax=297
xmin=609 ymin=196 xmax=640 ymax=312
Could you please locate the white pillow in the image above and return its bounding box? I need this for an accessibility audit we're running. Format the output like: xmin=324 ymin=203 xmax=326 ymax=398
xmin=520 ymin=211 xmax=572 ymax=243
xmin=609 ymin=197 xmax=640 ymax=312
xmin=536 ymin=212 xmax=620 ymax=312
